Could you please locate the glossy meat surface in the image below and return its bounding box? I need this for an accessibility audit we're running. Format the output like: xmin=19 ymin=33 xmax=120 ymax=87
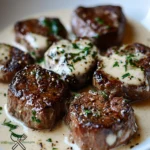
xmin=71 ymin=5 xmax=126 ymax=49
xmin=8 ymin=65 xmax=70 ymax=129
xmin=66 ymin=90 xmax=137 ymax=150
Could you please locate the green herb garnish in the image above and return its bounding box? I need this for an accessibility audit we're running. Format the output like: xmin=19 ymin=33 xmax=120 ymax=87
xmin=73 ymin=57 xmax=81 ymax=63
xmin=0 ymin=106 xmax=2 ymax=114
xmin=36 ymin=57 xmax=45 ymax=64
xmin=60 ymin=49 xmax=65 ymax=54
xmin=2 ymin=119 xmax=18 ymax=131
xmin=41 ymin=19 xmax=60 ymax=35
xmin=95 ymin=17 xmax=104 ymax=24
xmin=4 ymin=93 xmax=6 ymax=97
xmin=52 ymin=148 xmax=58 ymax=150
xmin=72 ymin=43 xmax=79 ymax=49
xmin=92 ymin=51 xmax=97 ymax=58
xmin=83 ymin=47 xmax=90 ymax=56
xmin=68 ymin=63 xmax=75 ymax=72
xmin=11 ymin=132 xmax=23 ymax=138
xmin=99 ymin=91 xmax=108 ymax=99
xmin=122 ymin=73 xmax=130 ymax=79
xmin=84 ymin=109 xmax=92 ymax=116
xmin=88 ymin=43 xmax=93 ymax=48
xmin=74 ymin=93 xmax=80 ymax=99
xmin=30 ymin=51 xmax=36 ymax=57
xmin=32 ymin=110 xmax=41 ymax=123
xmin=124 ymin=54 xmax=136 ymax=71
xmin=113 ymin=61 xmax=119 ymax=67
xmin=46 ymin=138 xmax=52 ymax=142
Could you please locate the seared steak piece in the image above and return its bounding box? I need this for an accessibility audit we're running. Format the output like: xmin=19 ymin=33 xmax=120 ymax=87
xmin=66 ymin=90 xmax=137 ymax=150
xmin=15 ymin=17 xmax=68 ymax=59
xmin=0 ymin=43 xmax=34 ymax=83
xmin=93 ymin=43 xmax=150 ymax=102
xmin=7 ymin=65 xmax=70 ymax=130
xmin=71 ymin=5 xmax=126 ymax=49
xmin=44 ymin=38 xmax=98 ymax=90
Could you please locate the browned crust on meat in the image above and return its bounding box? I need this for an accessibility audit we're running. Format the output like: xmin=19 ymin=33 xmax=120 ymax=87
xmin=93 ymin=43 xmax=150 ymax=102
xmin=0 ymin=43 xmax=34 ymax=83
xmin=71 ymin=5 xmax=126 ymax=49
xmin=66 ymin=91 xmax=137 ymax=150
xmin=7 ymin=65 xmax=70 ymax=129
xmin=14 ymin=17 xmax=68 ymax=59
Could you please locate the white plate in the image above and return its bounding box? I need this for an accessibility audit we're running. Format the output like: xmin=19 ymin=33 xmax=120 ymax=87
xmin=0 ymin=0 xmax=150 ymax=30
xmin=0 ymin=1 xmax=150 ymax=150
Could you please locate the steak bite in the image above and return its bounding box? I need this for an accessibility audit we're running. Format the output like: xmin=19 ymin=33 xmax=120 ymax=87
xmin=44 ymin=38 xmax=98 ymax=90
xmin=93 ymin=43 xmax=150 ymax=102
xmin=66 ymin=90 xmax=137 ymax=150
xmin=15 ymin=17 xmax=68 ymax=59
xmin=71 ymin=5 xmax=126 ymax=49
xmin=0 ymin=43 xmax=34 ymax=83
xmin=7 ymin=65 xmax=70 ymax=130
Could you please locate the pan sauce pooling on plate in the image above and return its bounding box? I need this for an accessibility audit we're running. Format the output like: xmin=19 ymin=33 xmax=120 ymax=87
xmin=0 ymin=5 xmax=150 ymax=150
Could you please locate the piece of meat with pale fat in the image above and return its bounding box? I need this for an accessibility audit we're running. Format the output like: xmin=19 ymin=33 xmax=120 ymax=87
xmin=65 ymin=90 xmax=137 ymax=150
xmin=71 ymin=5 xmax=126 ymax=49
xmin=93 ymin=43 xmax=150 ymax=102
xmin=0 ymin=43 xmax=34 ymax=83
xmin=44 ymin=38 xmax=98 ymax=90
xmin=15 ymin=17 xmax=68 ymax=59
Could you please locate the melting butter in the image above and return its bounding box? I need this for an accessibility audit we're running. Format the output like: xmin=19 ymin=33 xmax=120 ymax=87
xmin=25 ymin=33 xmax=48 ymax=49
xmin=44 ymin=39 xmax=98 ymax=77
xmin=100 ymin=53 xmax=145 ymax=85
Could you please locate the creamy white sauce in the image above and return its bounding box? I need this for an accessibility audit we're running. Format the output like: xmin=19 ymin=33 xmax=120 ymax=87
xmin=0 ymin=9 xmax=150 ymax=150
xmin=44 ymin=39 xmax=98 ymax=77
xmin=99 ymin=53 xmax=145 ymax=85
xmin=106 ymin=134 xmax=117 ymax=146
xmin=25 ymin=33 xmax=48 ymax=49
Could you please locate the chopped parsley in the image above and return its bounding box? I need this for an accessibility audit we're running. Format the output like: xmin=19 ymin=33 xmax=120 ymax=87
xmin=83 ymin=47 xmax=90 ymax=56
xmin=122 ymin=73 xmax=131 ymax=79
xmin=11 ymin=132 xmax=24 ymax=138
xmin=36 ymin=57 xmax=45 ymax=64
xmin=95 ymin=17 xmax=104 ymax=24
xmin=74 ymin=93 xmax=80 ymax=99
xmin=113 ymin=61 xmax=119 ymax=67
xmin=99 ymin=91 xmax=108 ymax=99
xmin=68 ymin=63 xmax=75 ymax=72
xmin=2 ymin=119 xmax=18 ymax=131
xmin=0 ymin=106 xmax=2 ymax=114
xmin=84 ymin=109 xmax=92 ymax=116
xmin=41 ymin=19 xmax=60 ymax=35
xmin=72 ymin=43 xmax=79 ymax=49
xmin=124 ymin=54 xmax=136 ymax=71
xmin=32 ymin=110 xmax=41 ymax=123
xmin=46 ymin=138 xmax=52 ymax=142
xmin=88 ymin=43 xmax=93 ymax=48
xmin=4 ymin=93 xmax=6 ymax=97
xmin=52 ymin=148 xmax=58 ymax=150
xmin=30 ymin=51 xmax=36 ymax=57
xmin=92 ymin=51 xmax=97 ymax=58
xmin=60 ymin=49 xmax=65 ymax=54
xmin=73 ymin=56 xmax=81 ymax=63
